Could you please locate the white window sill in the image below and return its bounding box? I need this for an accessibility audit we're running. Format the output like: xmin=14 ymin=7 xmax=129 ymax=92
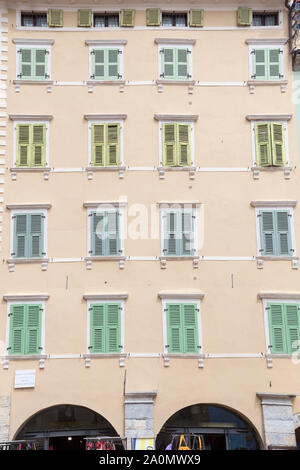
xmin=159 ymin=255 xmax=199 ymax=269
xmin=156 ymin=79 xmax=195 ymax=94
xmin=85 ymin=256 xmax=126 ymax=270
xmin=256 ymin=256 xmax=298 ymax=270
xmin=7 ymin=258 xmax=49 ymax=272
xmin=13 ymin=80 xmax=53 ymax=93
xmin=83 ymin=353 xmax=127 ymax=368
xmin=251 ymin=166 xmax=292 ymax=180
xmin=86 ymin=166 xmax=125 ymax=180
xmin=86 ymin=80 xmax=126 ymax=93
xmin=162 ymin=353 xmax=205 ymax=368
xmin=247 ymin=80 xmax=287 ymax=93
xmin=158 ymin=166 xmax=196 ymax=180
xmin=4 ymin=354 xmax=46 ymax=360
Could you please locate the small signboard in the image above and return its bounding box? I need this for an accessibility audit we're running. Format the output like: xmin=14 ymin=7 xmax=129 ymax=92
xmin=14 ymin=370 xmax=36 ymax=389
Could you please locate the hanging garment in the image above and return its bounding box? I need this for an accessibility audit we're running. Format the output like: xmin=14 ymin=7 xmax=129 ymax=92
xmin=86 ymin=441 xmax=93 ymax=450
xmin=165 ymin=435 xmax=175 ymax=450
xmin=95 ymin=440 xmax=105 ymax=450
xmin=177 ymin=435 xmax=191 ymax=451
xmin=191 ymin=435 xmax=203 ymax=451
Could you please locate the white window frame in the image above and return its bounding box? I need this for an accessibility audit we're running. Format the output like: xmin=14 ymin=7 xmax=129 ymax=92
xmin=10 ymin=208 xmax=48 ymax=259
xmin=88 ymin=119 xmax=124 ymax=167
xmin=251 ymin=10 xmax=283 ymax=29
xmin=250 ymin=120 xmax=289 ymax=168
xmin=93 ymin=11 xmax=120 ymax=28
xmin=86 ymin=205 xmax=125 ymax=257
xmin=160 ymin=205 xmax=198 ymax=257
xmin=5 ymin=299 xmax=46 ymax=356
xmin=157 ymin=43 xmax=193 ymax=80
xmin=254 ymin=206 xmax=296 ymax=258
xmin=17 ymin=10 xmax=49 ymax=29
xmin=86 ymin=299 xmax=125 ymax=354
xmin=161 ymin=297 xmax=203 ymax=355
xmin=15 ymin=44 xmax=52 ymax=81
xmin=158 ymin=120 xmax=195 ymax=167
xmin=88 ymin=44 xmax=124 ymax=81
xmin=161 ymin=10 xmax=189 ymax=28
xmin=248 ymin=44 xmax=284 ymax=81
xmin=13 ymin=119 xmax=50 ymax=168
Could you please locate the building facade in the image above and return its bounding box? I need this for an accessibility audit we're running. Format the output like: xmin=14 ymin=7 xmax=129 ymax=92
xmin=0 ymin=0 xmax=300 ymax=450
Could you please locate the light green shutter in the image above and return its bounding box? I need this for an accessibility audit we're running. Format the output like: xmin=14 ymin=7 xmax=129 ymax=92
xmin=48 ymin=9 xmax=63 ymax=27
xmin=31 ymin=124 xmax=46 ymax=166
xmin=181 ymin=210 xmax=194 ymax=255
xmin=107 ymin=124 xmax=120 ymax=165
xmin=90 ymin=304 xmax=105 ymax=353
xmin=19 ymin=48 xmax=33 ymax=79
xmin=161 ymin=48 xmax=175 ymax=79
xmin=189 ymin=10 xmax=204 ymax=27
xmin=255 ymin=123 xmax=272 ymax=166
xmin=253 ymin=49 xmax=268 ymax=80
xmin=167 ymin=304 xmax=182 ymax=353
xmin=162 ymin=123 xmax=176 ymax=166
xmin=176 ymin=48 xmax=190 ymax=80
xmin=271 ymin=123 xmax=285 ymax=166
xmin=91 ymin=124 xmax=105 ymax=166
xmin=268 ymin=48 xmax=282 ymax=80
xmin=269 ymin=303 xmax=286 ymax=354
xmin=146 ymin=8 xmax=161 ymax=26
xmin=237 ymin=7 xmax=252 ymax=26
xmin=178 ymin=124 xmax=191 ymax=166
xmin=106 ymin=211 xmax=120 ymax=256
xmin=9 ymin=304 xmax=26 ymax=355
xmin=276 ymin=211 xmax=292 ymax=256
xmin=16 ymin=124 xmax=30 ymax=167
xmin=259 ymin=210 xmax=275 ymax=255
xmin=14 ymin=214 xmax=28 ymax=258
xmin=106 ymin=304 xmax=121 ymax=353
xmin=34 ymin=49 xmax=47 ymax=80
xmin=26 ymin=304 xmax=42 ymax=354
xmin=107 ymin=49 xmax=120 ymax=80
xmin=93 ymin=49 xmax=105 ymax=80
xmin=285 ymin=304 xmax=300 ymax=354
xmin=163 ymin=211 xmax=179 ymax=256
xmin=78 ymin=9 xmax=92 ymax=27
xmin=120 ymin=9 xmax=135 ymax=27
xmin=91 ymin=212 xmax=104 ymax=256
xmin=183 ymin=304 xmax=199 ymax=353
xmin=29 ymin=214 xmax=43 ymax=258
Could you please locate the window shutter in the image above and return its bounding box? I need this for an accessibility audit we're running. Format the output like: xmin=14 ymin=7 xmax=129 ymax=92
xmin=162 ymin=123 xmax=176 ymax=166
xmin=91 ymin=212 xmax=105 ymax=256
xmin=271 ymin=123 xmax=286 ymax=167
xmin=29 ymin=214 xmax=43 ymax=258
xmin=253 ymin=49 xmax=268 ymax=80
xmin=260 ymin=210 xmax=275 ymax=255
xmin=285 ymin=304 xmax=300 ymax=354
xmin=16 ymin=124 xmax=30 ymax=167
xmin=106 ymin=211 xmax=120 ymax=256
xmin=34 ymin=49 xmax=47 ymax=80
xmin=26 ymin=304 xmax=42 ymax=354
xmin=90 ymin=304 xmax=105 ymax=353
xmin=78 ymin=9 xmax=92 ymax=27
xmin=183 ymin=304 xmax=198 ymax=353
xmin=268 ymin=303 xmax=286 ymax=354
xmin=9 ymin=304 xmax=26 ymax=355
xmin=181 ymin=210 xmax=194 ymax=255
xmin=93 ymin=49 xmax=105 ymax=80
xmin=237 ymin=7 xmax=252 ymax=26
xmin=91 ymin=124 xmax=105 ymax=166
xmin=19 ymin=48 xmax=33 ymax=79
xmin=31 ymin=124 xmax=46 ymax=166
xmin=255 ymin=123 xmax=271 ymax=166
xmin=106 ymin=304 xmax=121 ymax=352
xmin=167 ymin=304 xmax=182 ymax=353
xmin=164 ymin=211 xmax=179 ymax=256
xmin=14 ymin=214 xmax=28 ymax=258
xmin=176 ymin=48 xmax=189 ymax=80
xmin=107 ymin=49 xmax=120 ymax=80
xmin=189 ymin=9 xmax=204 ymax=27
xmin=48 ymin=9 xmax=63 ymax=27
xmin=120 ymin=9 xmax=135 ymax=27
xmin=178 ymin=124 xmax=191 ymax=166
xmin=276 ymin=211 xmax=292 ymax=256
xmin=146 ymin=8 xmax=161 ymax=26
xmin=268 ymin=48 xmax=281 ymax=80
xmin=162 ymin=48 xmax=175 ymax=79
xmin=107 ymin=124 xmax=120 ymax=166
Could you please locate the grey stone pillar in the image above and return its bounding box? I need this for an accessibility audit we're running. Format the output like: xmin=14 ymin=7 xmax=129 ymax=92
xmin=257 ymin=393 xmax=297 ymax=450
xmin=124 ymin=391 xmax=157 ymax=450
xmin=0 ymin=396 xmax=10 ymax=442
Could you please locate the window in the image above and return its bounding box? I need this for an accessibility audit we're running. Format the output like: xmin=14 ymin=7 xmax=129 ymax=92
xmin=21 ymin=12 xmax=47 ymax=27
xmin=11 ymin=212 xmax=46 ymax=259
xmin=88 ymin=210 xmax=122 ymax=257
xmin=250 ymin=47 xmax=283 ymax=81
xmin=253 ymin=12 xmax=279 ymax=26
xmin=15 ymin=123 xmax=47 ymax=167
xmin=162 ymin=12 xmax=187 ymax=27
xmin=88 ymin=303 xmax=122 ymax=354
xmin=162 ymin=207 xmax=196 ymax=256
xmin=161 ymin=123 xmax=192 ymax=166
xmin=17 ymin=47 xmax=50 ymax=80
xmin=159 ymin=47 xmax=192 ymax=80
xmin=94 ymin=12 xmax=119 ymax=27
xmin=258 ymin=209 xmax=293 ymax=257
xmin=254 ymin=122 xmax=286 ymax=167
xmin=165 ymin=303 xmax=199 ymax=354
xmin=90 ymin=47 xmax=122 ymax=81
xmin=267 ymin=302 xmax=300 ymax=354
xmin=90 ymin=123 xmax=120 ymax=166
xmin=7 ymin=303 xmax=43 ymax=355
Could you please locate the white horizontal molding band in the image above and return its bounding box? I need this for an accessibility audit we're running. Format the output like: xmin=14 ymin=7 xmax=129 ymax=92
xmin=9 ymin=114 xmax=53 ymax=121
xmin=198 ymin=167 xmax=250 ymax=172
xmin=154 ymin=38 xmax=196 ymax=45
xmin=250 ymin=200 xmax=297 ymax=207
xmin=157 ymin=201 xmax=201 ymax=207
xmin=154 ymin=114 xmax=198 ymax=121
xmin=83 ymin=294 xmax=128 ymax=300
xmin=52 ymin=168 xmax=84 ymax=172
xmin=3 ymin=294 xmax=49 ymax=301
xmin=245 ymin=38 xmax=288 ymax=45
xmin=83 ymin=201 xmax=127 ymax=208
xmin=6 ymin=203 xmax=51 ymax=210
xmin=258 ymin=292 xmax=300 ymax=300
xmin=1 ymin=353 xmax=278 ymax=360
xmin=51 ymin=258 xmax=83 ymax=263
xmin=84 ymin=114 xmax=127 ymax=120
xmin=201 ymin=256 xmax=254 ymax=261
xmin=158 ymin=292 xmax=204 ymax=300
xmin=246 ymin=114 xmax=292 ymax=121
xmin=206 ymin=353 xmax=264 ymax=358
xmin=196 ymin=81 xmax=246 ymax=86
xmin=12 ymin=38 xmax=55 ymax=45
xmin=85 ymin=39 xmax=127 ymax=46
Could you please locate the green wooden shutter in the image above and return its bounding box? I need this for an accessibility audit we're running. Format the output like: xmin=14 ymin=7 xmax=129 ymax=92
xmin=253 ymin=49 xmax=268 ymax=80
xmin=16 ymin=124 xmax=30 ymax=167
xmin=181 ymin=210 xmax=194 ymax=255
xmin=167 ymin=304 xmax=182 ymax=353
xmin=107 ymin=49 xmax=120 ymax=80
xmin=78 ymin=9 xmax=92 ymax=27
xmin=106 ymin=304 xmax=121 ymax=353
xmin=259 ymin=211 xmax=275 ymax=255
xmin=29 ymin=214 xmax=43 ymax=258
xmin=120 ymin=9 xmax=135 ymax=27
xmin=146 ymin=8 xmax=161 ymax=26
xmin=268 ymin=48 xmax=282 ymax=80
xmin=26 ymin=304 xmax=42 ymax=354
xmin=271 ymin=123 xmax=285 ymax=167
xmin=189 ymin=9 xmax=204 ymax=27
xmin=164 ymin=211 xmax=179 ymax=256
xmin=91 ymin=212 xmax=105 ymax=256
xmin=93 ymin=49 xmax=105 ymax=80
xmin=14 ymin=214 xmax=28 ymax=258
xmin=176 ymin=48 xmax=190 ymax=80
xmin=268 ymin=303 xmax=286 ymax=354
xmin=90 ymin=304 xmax=105 ymax=353
xmin=9 ymin=304 xmax=26 ymax=355
xmin=19 ymin=48 xmax=33 ymax=79
xmin=178 ymin=124 xmax=191 ymax=166
xmin=34 ymin=49 xmax=47 ymax=80
xmin=91 ymin=124 xmax=105 ymax=166
xmin=162 ymin=123 xmax=176 ymax=166
xmin=107 ymin=124 xmax=120 ymax=165
xmin=183 ymin=304 xmax=198 ymax=353
xmin=31 ymin=124 xmax=46 ymax=166
xmin=255 ymin=123 xmax=272 ymax=166
xmin=48 ymin=9 xmax=63 ymax=27
xmin=237 ymin=7 xmax=252 ymax=26
xmin=275 ymin=211 xmax=292 ymax=256
xmin=162 ymin=48 xmax=175 ymax=79
xmin=285 ymin=304 xmax=300 ymax=354
xmin=106 ymin=211 xmax=120 ymax=256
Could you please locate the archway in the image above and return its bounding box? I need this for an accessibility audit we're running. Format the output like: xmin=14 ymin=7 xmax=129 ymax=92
xmin=15 ymin=404 xmax=124 ymax=450
xmin=156 ymin=403 xmax=261 ymax=450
